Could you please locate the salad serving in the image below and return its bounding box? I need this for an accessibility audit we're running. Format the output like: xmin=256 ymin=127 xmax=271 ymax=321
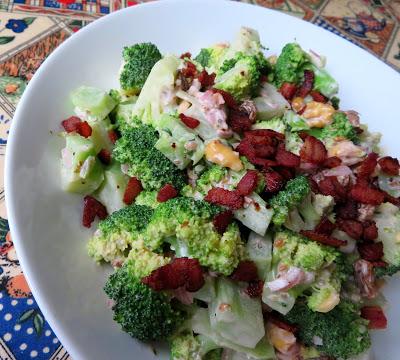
xmin=59 ymin=27 xmax=400 ymax=360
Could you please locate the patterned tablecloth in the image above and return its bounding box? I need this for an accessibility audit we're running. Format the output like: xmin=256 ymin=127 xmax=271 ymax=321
xmin=0 ymin=0 xmax=399 ymax=359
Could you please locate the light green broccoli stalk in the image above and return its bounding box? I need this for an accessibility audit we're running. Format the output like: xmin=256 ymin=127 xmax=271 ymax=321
xmin=284 ymin=300 xmax=371 ymax=359
xmin=142 ymin=197 xmax=245 ymax=275
xmin=113 ymin=124 xmax=187 ymax=190
xmin=269 ymin=175 xmax=311 ymax=226
xmin=87 ymin=204 xmax=153 ymax=263
xmin=320 ymin=112 xmax=359 ymax=143
xmin=119 ymin=43 xmax=162 ymax=96
xmin=169 ymin=332 xmax=221 ymax=360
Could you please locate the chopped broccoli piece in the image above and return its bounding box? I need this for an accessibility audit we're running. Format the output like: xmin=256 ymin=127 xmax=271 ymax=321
xmin=104 ymin=260 xmax=184 ymax=342
xmin=285 ymin=131 xmax=304 ymax=155
xmin=87 ymin=204 xmax=153 ymax=263
xmin=194 ymin=45 xmax=228 ymax=72
xmin=284 ymin=300 xmax=371 ymax=359
xmin=119 ymin=43 xmax=162 ymax=95
xmin=305 ymin=64 xmax=339 ymax=99
xmin=143 ymin=197 xmax=245 ymax=275
xmin=374 ymin=264 xmax=400 ymax=278
xmin=269 ymin=175 xmax=311 ymax=226
xmin=113 ymin=99 xmax=137 ymax=134
xmin=320 ymin=112 xmax=358 ymax=142
xmin=252 ymin=116 xmax=286 ymax=134
xmin=331 ymin=96 xmax=340 ymax=110
xmin=246 ymin=231 xmax=273 ymax=280
xmin=169 ymin=332 xmax=220 ymax=360
xmin=113 ymin=124 xmax=186 ymax=190
xmin=135 ymin=190 xmax=159 ymax=208
xmin=285 ymin=110 xmax=309 ymax=132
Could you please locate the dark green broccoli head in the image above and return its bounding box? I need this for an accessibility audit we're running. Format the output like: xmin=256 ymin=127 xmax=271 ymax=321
xmin=109 ymin=89 xmax=122 ymax=103
xmin=274 ymin=43 xmax=308 ymax=87
xmin=113 ymin=124 xmax=186 ymax=190
xmin=98 ymin=204 xmax=153 ymax=237
xmin=195 ymin=48 xmax=212 ymax=68
xmin=104 ymin=265 xmax=184 ymax=342
xmin=374 ymin=264 xmax=400 ymax=278
xmin=204 ymin=349 xmax=223 ymax=360
xmin=269 ymin=175 xmax=311 ymax=226
xmin=119 ymin=43 xmax=162 ymax=95
xmin=320 ymin=112 xmax=358 ymax=142
xmin=284 ymin=300 xmax=371 ymax=359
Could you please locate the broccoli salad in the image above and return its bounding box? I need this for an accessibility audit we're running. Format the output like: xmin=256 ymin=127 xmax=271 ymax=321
xmin=59 ymin=27 xmax=400 ymax=360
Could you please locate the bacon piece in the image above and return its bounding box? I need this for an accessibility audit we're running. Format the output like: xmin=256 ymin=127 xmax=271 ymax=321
xmin=354 ymin=259 xmax=377 ymax=299
xmin=180 ymin=52 xmax=192 ymax=59
xmin=236 ymin=170 xmax=259 ymax=196
xmin=358 ymin=242 xmax=384 ymax=262
xmin=179 ymin=113 xmax=200 ymax=129
xmin=317 ymin=176 xmax=347 ymax=202
xmin=246 ymin=280 xmax=264 ymax=298
xmin=263 ymin=168 xmax=284 ymax=193
xmin=362 ymin=220 xmax=378 ymax=241
xmin=108 ymin=130 xmax=119 ymax=144
xmin=211 ymin=88 xmax=238 ymax=109
xmin=314 ymin=216 xmax=336 ymax=236
xmin=300 ymin=230 xmax=346 ymax=247
xmin=157 ymin=184 xmax=179 ymax=203
xmin=349 ymin=184 xmax=384 ymax=205
xmin=230 ymin=260 xmax=259 ymax=282
xmin=300 ymin=136 xmax=327 ymax=165
xmin=213 ymin=210 xmax=233 ymax=234
xmin=276 ymin=144 xmax=300 ymax=168
xmin=357 ymin=152 xmax=378 ymax=178
xmin=297 ymin=70 xmax=314 ymax=98
xmin=61 ymin=116 xmax=81 ymax=132
xmin=204 ymin=188 xmax=244 ymax=210
xmin=310 ymin=90 xmax=327 ymax=103
xmin=97 ymin=148 xmax=111 ymax=165
xmin=336 ymin=199 xmax=358 ymax=220
xmin=337 ymin=219 xmax=363 ymax=240
xmin=142 ymin=257 xmax=205 ymax=292
xmin=181 ymin=61 xmax=197 ymax=78
xmin=378 ymin=156 xmax=400 ymax=176
xmin=78 ymin=121 xmax=92 ymax=138
xmin=123 ymin=177 xmax=143 ymax=205
xmin=228 ymin=109 xmax=253 ymax=134
xmin=384 ymin=193 xmax=400 ymax=207
xmin=197 ymin=70 xmax=216 ymax=88
xmin=279 ymin=82 xmax=297 ymax=100
xmin=244 ymin=129 xmax=285 ymax=141
xmin=254 ymin=144 xmax=276 ymax=158
xmin=361 ymin=306 xmax=387 ymax=329
xmin=82 ymin=195 xmax=108 ymax=228
xmin=323 ymin=156 xmax=342 ymax=169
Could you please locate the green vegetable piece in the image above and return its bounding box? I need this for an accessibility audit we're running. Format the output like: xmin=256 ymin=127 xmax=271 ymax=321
xmin=88 ymin=116 xmax=114 ymax=152
xmin=320 ymin=112 xmax=358 ymax=142
xmin=246 ymin=231 xmax=273 ymax=280
xmin=252 ymin=116 xmax=287 ymax=134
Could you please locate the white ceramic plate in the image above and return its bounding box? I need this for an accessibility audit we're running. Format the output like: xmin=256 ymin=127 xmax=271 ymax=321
xmin=5 ymin=0 xmax=400 ymax=359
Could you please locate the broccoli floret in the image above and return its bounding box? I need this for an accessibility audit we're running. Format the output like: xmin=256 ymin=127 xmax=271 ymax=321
xmin=214 ymin=53 xmax=261 ymax=100
xmin=375 ymin=264 xmax=400 ymax=278
xmin=109 ymin=89 xmax=122 ymax=103
xmin=285 ymin=300 xmax=371 ymax=359
xmin=194 ymin=45 xmax=228 ymax=71
xmin=285 ymin=131 xmax=303 ymax=155
xmin=104 ymin=261 xmax=184 ymax=342
xmin=269 ymin=175 xmax=311 ymax=226
xmin=119 ymin=43 xmax=162 ymax=95
xmin=203 ymin=349 xmax=223 ymax=360
xmin=87 ymin=204 xmax=153 ymax=263
xmin=331 ymin=96 xmax=340 ymax=110
xmin=143 ymin=197 xmax=245 ymax=275
xmin=274 ymin=43 xmax=308 ymax=87
xmin=135 ymin=190 xmax=159 ymax=208
xmin=252 ymin=116 xmax=287 ymax=134
xmin=320 ymin=112 xmax=358 ymax=142
xmin=113 ymin=125 xmax=186 ymax=190
xmin=169 ymin=332 xmax=220 ymax=360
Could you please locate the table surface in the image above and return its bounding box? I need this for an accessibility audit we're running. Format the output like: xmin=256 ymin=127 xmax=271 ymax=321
xmin=0 ymin=0 xmax=399 ymax=359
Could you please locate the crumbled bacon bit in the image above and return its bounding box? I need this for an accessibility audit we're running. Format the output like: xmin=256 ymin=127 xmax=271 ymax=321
xmin=142 ymin=257 xmax=205 ymax=292
xmin=213 ymin=210 xmax=233 ymax=234
xmin=181 ymin=61 xmax=197 ymax=78
xmin=310 ymin=90 xmax=327 ymax=103
xmin=362 ymin=220 xmax=378 ymax=241
xmin=82 ymin=196 xmax=108 ymax=228
xmin=179 ymin=113 xmax=200 ymax=129
xmin=263 ymin=168 xmax=284 ymax=193
xmin=314 ymin=216 xmax=336 ymax=236
xmin=245 ymin=129 xmax=285 ymax=141
xmin=228 ymin=109 xmax=253 ymax=134
xmin=357 ymin=152 xmax=378 ymax=178
xmin=276 ymin=144 xmax=300 ymax=168
xmin=317 ymin=176 xmax=347 ymax=202
xmin=78 ymin=121 xmax=92 ymax=138
xmin=378 ymin=156 xmax=400 ymax=176
xmin=300 ymin=230 xmax=346 ymax=247
xmin=276 ymin=167 xmax=295 ymax=181
xmin=97 ymin=149 xmax=111 ymax=165
xmin=108 ymin=130 xmax=119 ymax=144
xmin=336 ymin=199 xmax=359 ymax=220
xmin=230 ymin=260 xmax=259 ymax=282
xmin=323 ymin=156 xmax=342 ymax=169
xmin=350 ymin=184 xmax=384 ymax=205
xmin=123 ymin=177 xmax=143 ymax=205
xmin=246 ymin=280 xmax=264 ymax=298
xmin=61 ymin=116 xmax=92 ymax=138
xmin=384 ymin=192 xmax=400 ymax=207
xmin=300 ymin=136 xmax=327 ymax=165
xmin=211 ymin=88 xmax=238 ymax=109
xmin=361 ymin=306 xmax=387 ymax=329
xmin=297 ymin=70 xmax=314 ymax=98
xmin=358 ymin=242 xmax=384 ymax=262
xmin=197 ymin=70 xmax=216 ymax=88
xmin=337 ymin=219 xmax=363 ymax=240
xmin=204 ymin=188 xmax=244 ymax=210
xmin=236 ymin=170 xmax=259 ymax=196
xmin=279 ymin=82 xmax=297 ymax=100
xmin=157 ymin=184 xmax=179 ymax=203
xmin=372 ymin=261 xmax=387 ymax=268
xmin=180 ymin=52 xmax=192 ymax=59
